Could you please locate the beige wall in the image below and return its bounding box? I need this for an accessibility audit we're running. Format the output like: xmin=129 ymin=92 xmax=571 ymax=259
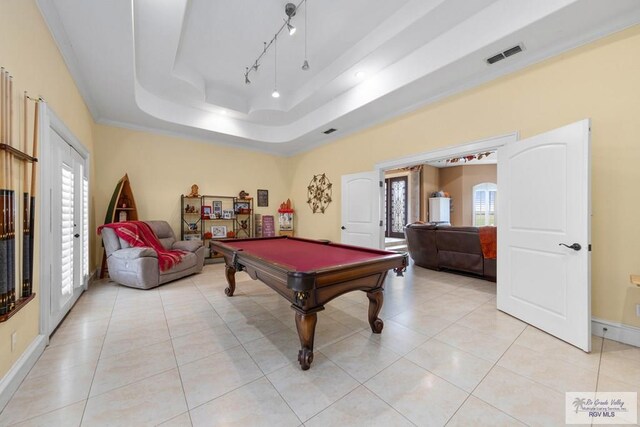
xmin=0 ymin=0 xmax=96 ymax=377
xmin=438 ymin=167 xmax=464 ymax=225
xmin=93 ymin=125 xmax=292 ymax=255
xmin=289 ymin=26 xmax=640 ymax=328
xmin=421 ymin=165 xmax=439 ymax=222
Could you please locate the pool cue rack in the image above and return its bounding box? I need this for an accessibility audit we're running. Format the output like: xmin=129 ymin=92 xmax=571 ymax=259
xmin=0 ymin=66 xmax=39 ymax=322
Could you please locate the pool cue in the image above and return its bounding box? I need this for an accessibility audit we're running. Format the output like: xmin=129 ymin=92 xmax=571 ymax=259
xmin=7 ymin=75 xmax=15 ymax=311
xmin=27 ymin=99 xmax=39 ymax=298
xmin=21 ymin=91 xmax=30 ymax=298
xmin=0 ymin=68 xmax=8 ymax=315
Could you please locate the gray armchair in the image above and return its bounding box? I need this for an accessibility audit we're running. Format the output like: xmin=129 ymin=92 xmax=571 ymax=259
xmin=101 ymin=220 xmax=204 ymax=289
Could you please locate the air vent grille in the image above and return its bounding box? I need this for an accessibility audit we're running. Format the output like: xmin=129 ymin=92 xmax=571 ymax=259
xmin=323 ymin=128 xmax=337 ymax=135
xmin=486 ymin=44 xmax=524 ymax=65
xmin=503 ymin=45 xmax=523 ymax=58
xmin=487 ymin=53 xmax=504 ymax=64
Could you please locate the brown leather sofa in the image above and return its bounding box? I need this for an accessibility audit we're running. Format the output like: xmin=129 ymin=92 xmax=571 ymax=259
xmin=404 ymin=223 xmax=496 ymax=281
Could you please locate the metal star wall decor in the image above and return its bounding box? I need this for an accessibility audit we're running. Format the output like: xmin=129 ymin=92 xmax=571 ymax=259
xmin=307 ymin=173 xmax=332 ymax=213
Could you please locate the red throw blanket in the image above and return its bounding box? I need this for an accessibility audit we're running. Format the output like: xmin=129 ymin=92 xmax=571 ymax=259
xmin=98 ymin=221 xmax=185 ymax=271
xmin=479 ymin=226 xmax=497 ymax=259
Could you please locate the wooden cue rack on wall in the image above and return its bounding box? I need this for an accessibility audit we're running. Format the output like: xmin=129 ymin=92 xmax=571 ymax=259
xmin=0 ymin=66 xmax=40 ymax=322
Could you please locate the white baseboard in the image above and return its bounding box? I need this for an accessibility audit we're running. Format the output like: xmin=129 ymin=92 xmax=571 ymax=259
xmin=592 ymin=317 xmax=640 ymax=348
xmin=0 ymin=334 xmax=47 ymax=411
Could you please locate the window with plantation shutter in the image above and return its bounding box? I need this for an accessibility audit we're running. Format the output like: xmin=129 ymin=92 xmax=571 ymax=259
xmin=61 ymin=164 xmax=74 ymax=297
xmin=473 ymin=182 xmax=497 ymax=226
xmin=83 ymin=176 xmax=89 ymax=280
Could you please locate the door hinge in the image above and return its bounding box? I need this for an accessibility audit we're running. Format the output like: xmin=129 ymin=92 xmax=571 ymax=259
xmin=379 ymin=181 xmax=383 ymax=188
xmin=379 ymin=220 xmax=383 ymax=227
xmin=588 ymin=244 xmax=592 ymax=252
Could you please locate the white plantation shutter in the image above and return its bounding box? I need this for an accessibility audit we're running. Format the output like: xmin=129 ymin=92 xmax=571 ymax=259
xmin=83 ymin=176 xmax=89 ymax=280
xmin=61 ymin=163 xmax=74 ymax=297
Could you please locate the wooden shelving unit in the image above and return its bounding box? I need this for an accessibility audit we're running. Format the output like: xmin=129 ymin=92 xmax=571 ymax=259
xmin=180 ymin=194 xmax=253 ymax=263
xmin=100 ymin=174 xmax=139 ymax=278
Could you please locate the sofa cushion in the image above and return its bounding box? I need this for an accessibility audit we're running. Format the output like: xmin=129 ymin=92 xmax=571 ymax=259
xmin=159 ymin=252 xmax=197 ymax=276
xmin=172 ymin=240 xmax=202 ymax=252
xmin=146 ymin=220 xmax=177 ymax=250
xmin=404 ymin=223 xmax=438 ymax=269
xmin=111 ymin=247 xmax=157 ymax=260
xmin=436 ymin=228 xmax=482 ymax=255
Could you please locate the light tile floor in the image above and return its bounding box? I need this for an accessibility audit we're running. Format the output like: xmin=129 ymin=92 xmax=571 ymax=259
xmin=1 ymin=263 xmax=639 ymax=426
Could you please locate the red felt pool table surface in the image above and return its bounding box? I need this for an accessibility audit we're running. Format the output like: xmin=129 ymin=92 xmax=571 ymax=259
xmin=224 ymin=237 xmax=394 ymax=271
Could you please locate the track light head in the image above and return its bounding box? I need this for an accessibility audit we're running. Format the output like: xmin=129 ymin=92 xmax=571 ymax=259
xmin=244 ymin=68 xmax=251 ymax=84
xmin=301 ymin=60 xmax=310 ymax=71
xmin=286 ymin=20 xmax=296 ymax=36
xmin=285 ymin=3 xmax=297 ymax=18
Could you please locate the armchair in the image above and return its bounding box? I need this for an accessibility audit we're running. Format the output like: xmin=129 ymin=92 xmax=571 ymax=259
xmin=101 ymin=220 xmax=204 ymax=289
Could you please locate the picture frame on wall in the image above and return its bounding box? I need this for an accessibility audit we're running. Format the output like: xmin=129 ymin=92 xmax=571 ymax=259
xmin=234 ymin=201 xmax=250 ymax=213
xmin=257 ymin=189 xmax=268 ymax=207
xmin=211 ymin=225 xmax=227 ymax=238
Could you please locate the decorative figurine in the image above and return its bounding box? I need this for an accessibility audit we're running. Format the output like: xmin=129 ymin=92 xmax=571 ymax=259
xmin=239 ymin=190 xmax=249 ymax=199
xmin=188 ymin=184 xmax=200 ymax=197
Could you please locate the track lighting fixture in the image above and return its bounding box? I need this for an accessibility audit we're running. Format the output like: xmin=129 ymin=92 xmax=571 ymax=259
xmin=272 ymin=36 xmax=279 ymax=98
xmin=302 ymin=0 xmax=310 ymax=70
xmin=243 ymin=1 xmax=311 ymax=96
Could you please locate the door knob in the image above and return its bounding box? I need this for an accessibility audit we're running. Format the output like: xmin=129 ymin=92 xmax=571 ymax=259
xmin=74 ymin=233 xmax=80 ymax=238
xmin=559 ymin=243 xmax=581 ymax=251
xmin=341 ymin=226 xmax=346 ymax=230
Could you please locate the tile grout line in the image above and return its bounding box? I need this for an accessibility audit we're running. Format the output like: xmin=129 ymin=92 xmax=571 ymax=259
xmin=161 ymin=277 xmax=196 ymax=427
xmin=591 ymin=329 xmax=607 ymax=427
xmin=78 ymin=280 xmax=119 ymax=427
xmin=441 ymin=322 xmax=530 ymax=426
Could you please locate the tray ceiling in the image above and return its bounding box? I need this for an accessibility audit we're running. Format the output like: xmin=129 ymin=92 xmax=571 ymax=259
xmin=38 ymin=0 xmax=640 ymax=155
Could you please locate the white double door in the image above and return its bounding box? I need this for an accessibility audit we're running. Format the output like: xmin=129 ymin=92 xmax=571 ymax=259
xmin=341 ymin=120 xmax=591 ymax=352
xmin=46 ymin=128 xmax=88 ymax=334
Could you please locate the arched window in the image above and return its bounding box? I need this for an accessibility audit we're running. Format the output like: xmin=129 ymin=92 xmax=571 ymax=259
xmin=473 ymin=182 xmax=497 ymax=226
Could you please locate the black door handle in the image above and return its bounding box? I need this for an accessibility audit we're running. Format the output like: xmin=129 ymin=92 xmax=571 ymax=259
xmin=559 ymin=243 xmax=581 ymax=251
xmin=341 ymin=226 xmax=346 ymax=230
xmin=74 ymin=234 xmax=80 ymax=238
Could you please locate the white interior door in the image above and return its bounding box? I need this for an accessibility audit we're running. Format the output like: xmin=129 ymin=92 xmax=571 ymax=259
xmin=48 ymin=129 xmax=86 ymax=333
xmin=341 ymin=171 xmax=382 ymax=248
xmin=498 ymin=119 xmax=591 ymax=351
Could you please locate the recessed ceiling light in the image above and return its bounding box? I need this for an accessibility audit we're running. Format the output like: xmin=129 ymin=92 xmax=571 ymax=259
xmin=221 ymin=110 xmax=227 ymax=115
xmin=355 ymin=71 xmax=365 ymax=79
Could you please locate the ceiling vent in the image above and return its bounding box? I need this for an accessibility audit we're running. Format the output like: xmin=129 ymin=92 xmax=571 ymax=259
xmin=486 ymin=44 xmax=524 ymax=65
xmin=323 ymin=128 xmax=337 ymax=135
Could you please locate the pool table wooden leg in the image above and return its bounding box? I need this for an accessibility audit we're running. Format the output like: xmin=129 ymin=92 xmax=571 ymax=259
xmin=294 ymin=311 xmax=317 ymax=370
xmin=224 ymin=265 xmax=236 ymax=296
xmin=366 ymin=289 xmax=384 ymax=333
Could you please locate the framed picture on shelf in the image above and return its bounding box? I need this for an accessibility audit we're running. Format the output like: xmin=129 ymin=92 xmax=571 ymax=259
xmin=211 ymin=225 xmax=227 ymax=238
xmin=201 ymin=206 xmax=212 ymax=218
xmin=257 ymin=189 xmax=268 ymax=207
xmin=188 ymin=223 xmax=198 ymax=231
xmin=212 ymin=201 xmax=223 ymax=215
xmin=223 ymin=210 xmax=233 ymax=219
xmin=234 ymin=201 xmax=250 ymax=213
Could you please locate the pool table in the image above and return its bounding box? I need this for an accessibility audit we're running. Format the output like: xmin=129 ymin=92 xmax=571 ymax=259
xmin=210 ymin=236 xmax=408 ymax=370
